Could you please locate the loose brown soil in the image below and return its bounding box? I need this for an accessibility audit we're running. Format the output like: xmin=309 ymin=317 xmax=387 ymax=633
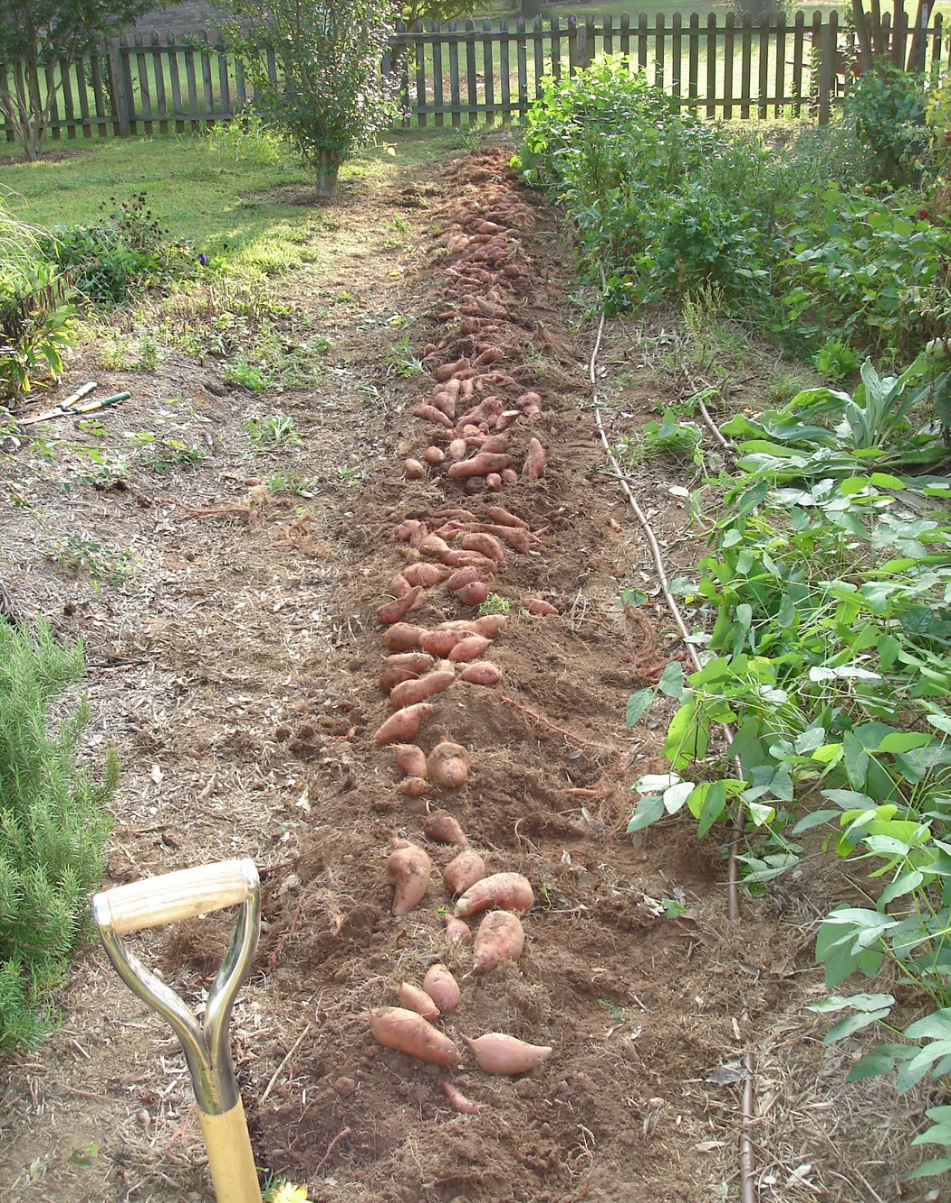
xmin=0 ymin=141 xmax=944 ymax=1203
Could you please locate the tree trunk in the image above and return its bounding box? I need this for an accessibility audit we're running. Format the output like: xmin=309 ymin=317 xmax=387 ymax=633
xmin=315 ymin=149 xmax=339 ymax=200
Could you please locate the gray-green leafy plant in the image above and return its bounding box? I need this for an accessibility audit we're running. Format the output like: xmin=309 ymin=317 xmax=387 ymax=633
xmin=216 ymin=0 xmax=399 ymax=200
xmin=0 ymin=620 xmax=118 ymax=1048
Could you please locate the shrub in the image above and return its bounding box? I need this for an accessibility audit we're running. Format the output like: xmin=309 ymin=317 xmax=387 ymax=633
xmin=41 ymin=192 xmax=197 ymax=308
xmin=845 ymin=63 xmax=929 ymax=185
xmin=0 ymin=620 xmax=118 ymax=1049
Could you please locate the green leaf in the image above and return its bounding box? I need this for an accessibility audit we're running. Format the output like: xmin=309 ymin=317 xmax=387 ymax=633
xmin=626 ymin=688 xmax=654 ymax=728
xmin=907 ymin=1156 xmax=951 ymax=1179
xmin=627 ymin=793 xmax=665 ymax=833
xmin=876 ymin=731 xmax=934 ymax=754
xmin=809 ymin=992 xmax=895 ymax=1013
xmin=793 ymin=809 xmax=840 ymax=834
xmin=657 ymin=660 xmax=685 ymax=700
xmin=823 ymin=1008 xmax=892 ymax=1043
xmin=905 ymin=1009 xmax=951 ymax=1042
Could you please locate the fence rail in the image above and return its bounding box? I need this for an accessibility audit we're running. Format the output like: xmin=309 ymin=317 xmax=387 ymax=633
xmin=1 ymin=11 xmax=945 ymax=145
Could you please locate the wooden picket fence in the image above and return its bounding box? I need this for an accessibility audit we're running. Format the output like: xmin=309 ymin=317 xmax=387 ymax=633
xmin=1 ymin=11 xmax=946 ymax=145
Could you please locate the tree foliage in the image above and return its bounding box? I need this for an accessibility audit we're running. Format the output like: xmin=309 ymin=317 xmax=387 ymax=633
xmin=217 ymin=0 xmax=398 ymax=201
xmin=0 ymin=0 xmax=165 ymax=160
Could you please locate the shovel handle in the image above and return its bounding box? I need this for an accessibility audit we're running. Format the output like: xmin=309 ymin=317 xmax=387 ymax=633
xmin=94 ymin=859 xmax=257 ymax=935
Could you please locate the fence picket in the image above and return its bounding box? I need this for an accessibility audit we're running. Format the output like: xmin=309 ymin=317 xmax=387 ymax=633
xmin=167 ymin=33 xmax=185 ymax=133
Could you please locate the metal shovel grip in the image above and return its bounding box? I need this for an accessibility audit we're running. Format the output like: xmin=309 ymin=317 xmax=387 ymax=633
xmin=94 ymin=859 xmax=256 ymax=934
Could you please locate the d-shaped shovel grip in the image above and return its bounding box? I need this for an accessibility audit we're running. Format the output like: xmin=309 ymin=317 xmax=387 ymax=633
xmin=93 ymin=859 xmax=262 ymax=1203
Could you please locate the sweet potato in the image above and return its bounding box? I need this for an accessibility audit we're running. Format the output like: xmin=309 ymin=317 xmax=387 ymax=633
xmin=410 ymin=522 xmax=429 ymax=549
xmin=456 ymin=581 xmax=488 ymax=608
xmin=460 ymin=661 xmax=502 ymax=687
xmin=472 ymin=615 xmax=506 ymax=638
xmin=369 ymin=1006 xmax=460 ymax=1066
xmin=379 ymin=653 xmax=434 ymax=693
xmin=424 ymin=445 xmax=446 ymax=465
xmin=501 ymin=468 xmax=518 ymax=485
xmin=428 ymin=741 xmax=471 ymax=789
xmin=381 ymin=623 xmax=425 ymax=653
xmin=396 ymin=775 xmax=428 ymax=797
xmin=446 ymin=566 xmax=484 ymax=592
xmin=442 ymin=1081 xmax=482 ymax=1114
xmin=423 ymin=964 xmax=461 ymax=1013
xmin=375 ymin=586 xmax=421 ymax=626
xmin=374 ymin=702 xmax=435 ymax=746
xmin=434 ymin=506 xmax=476 ymax=521
xmin=461 ymin=1033 xmax=552 ymax=1075
xmin=443 ymin=849 xmax=487 ymax=895
xmin=416 ymin=532 xmax=448 ymax=558
xmin=419 ymin=629 xmax=464 ymax=658
xmin=448 ymin=635 xmax=491 ymax=663
xmin=389 ymin=573 xmax=414 ymax=598
xmin=395 ymin=518 xmax=423 ymax=541
xmin=524 ymin=597 xmax=558 ymax=616
xmin=435 ymin=358 xmax=471 ymax=383
xmin=424 ymin=811 xmax=468 ymax=848
xmin=485 ymin=473 xmax=502 ymax=491
xmin=447 ymin=438 xmax=468 ymax=461
xmin=460 ymin=532 xmax=505 ymax=562
xmin=389 ymin=669 xmax=455 ymax=710
xmin=472 ymin=910 xmax=524 ymax=973
xmin=412 ymin=403 xmax=455 ymax=429
xmin=441 ymin=550 xmax=498 ymax=573
xmin=404 ymin=458 xmax=426 ymax=480
xmin=447 ymin=453 xmax=514 ymax=480
xmin=522 ymin=437 xmax=546 ymax=481
xmin=454 ymin=872 xmax=534 ymax=918
xmin=403 ymin=562 xmax=447 ymax=589
xmin=485 ymin=506 xmax=529 ymax=529
xmin=387 ymin=840 xmax=432 ymax=915
xmin=399 ymin=982 xmax=440 ymax=1020
xmin=444 ymin=915 xmax=473 ymax=944
xmin=394 ymin=743 xmax=428 ymax=778
xmin=474 ymin=524 xmax=533 ymax=554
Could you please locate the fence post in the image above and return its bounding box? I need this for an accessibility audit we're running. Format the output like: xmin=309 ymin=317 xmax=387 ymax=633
xmin=106 ymin=39 xmax=131 ymax=136
xmin=817 ymin=13 xmax=835 ymax=124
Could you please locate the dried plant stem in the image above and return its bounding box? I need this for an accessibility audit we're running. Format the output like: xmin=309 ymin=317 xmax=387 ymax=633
xmin=499 ymin=695 xmax=618 ymax=754
xmin=259 ymin=1023 xmax=311 ymax=1105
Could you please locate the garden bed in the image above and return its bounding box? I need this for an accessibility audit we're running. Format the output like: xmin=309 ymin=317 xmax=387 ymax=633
xmin=0 ymin=138 xmax=941 ymax=1203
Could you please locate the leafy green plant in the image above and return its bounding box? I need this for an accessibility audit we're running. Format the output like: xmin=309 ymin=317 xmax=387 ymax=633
xmin=217 ymin=0 xmax=399 ymax=199
xmin=42 ymin=193 xmax=197 ymax=308
xmin=614 ymin=410 xmax=703 ymax=466
xmin=55 ymin=533 xmax=140 ymax=582
xmin=814 ymin=336 xmax=862 ymax=382
xmin=246 ymin=412 xmax=304 ymax=447
xmin=386 ymin=333 xmax=423 ymax=376
xmin=845 ymin=63 xmax=929 ymax=185
xmin=477 ymin=593 xmax=511 ymax=617
xmin=0 ymin=620 xmax=118 ymax=1048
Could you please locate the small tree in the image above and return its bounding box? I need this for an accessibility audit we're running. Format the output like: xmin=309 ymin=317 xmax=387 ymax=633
xmin=0 ymin=0 xmax=166 ymax=161
xmin=218 ymin=0 xmax=398 ymax=201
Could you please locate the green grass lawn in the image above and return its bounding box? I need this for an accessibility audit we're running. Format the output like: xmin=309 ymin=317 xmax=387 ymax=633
xmin=0 ymin=128 xmax=465 ymax=272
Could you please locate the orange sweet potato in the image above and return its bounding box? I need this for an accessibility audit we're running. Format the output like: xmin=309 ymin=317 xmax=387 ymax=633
xmin=441 ymin=550 xmax=498 ymax=573
xmin=396 ymin=775 xmax=427 ymax=797
xmin=472 ymin=910 xmax=524 ymax=973
xmin=374 ymin=702 xmax=435 ymax=746
xmin=423 ymin=964 xmax=461 ymax=1013
xmin=379 ymin=653 xmax=434 ymax=692
xmin=399 ymin=982 xmax=440 ymax=1020
xmin=435 ymin=358 xmax=471 ymax=383
xmin=446 ymin=453 xmax=514 ymax=480
xmin=404 ymin=458 xmax=426 ymax=480
xmin=412 ymin=403 xmax=455 ymax=429
xmin=403 ymin=562 xmax=448 ymax=588
xmin=485 ymin=473 xmax=502 ymax=491
xmin=454 ymin=872 xmax=534 ymax=918
xmin=460 ymin=532 xmax=505 ymax=562
xmin=522 ymin=437 xmax=546 ymax=481
xmin=444 ymin=914 xmax=473 ymax=944
xmin=424 ymin=811 xmax=468 ymax=848
xmin=524 ymin=597 xmax=558 ymax=616
xmin=394 ymin=743 xmax=428 ymax=778
xmin=448 ymin=635 xmax=491 ymax=663
xmin=389 ymin=669 xmax=455 ymax=710
xmin=501 ymin=468 xmax=518 ymax=485
xmin=443 ymin=849 xmax=487 ymax=895
xmin=485 ymin=505 xmax=528 ymax=530
xmin=460 ymin=661 xmax=502 ymax=687
xmin=424 ymin=445 xmax=446 ymax=465
xmin=381 ymin=623 xmax=425 ymax=652
xmin=419 ymin=533 xmax=451 ymax=558
xmin=387 ymin=840 xmax=432 ymax=915
xmin=456 ymin=581 xmax=488 ymax=607
xmin=461 ymin=1033 xmax=552 ymax=1075
xmin=447 ymin=437 xmax=468 ymax=461
xmin=395 ymin=518 xmax=423 ymax=541
xmin=446 ymin=566 xmax=484 ymax=592
xmin=418 ymin=629 xmax=462 ymax=658
xmin=369 ymin=1006 xmax=460 ymax=1066
xmin=428 ymin=741 xmax=471 ymax=789
xmin=442 ymin=1081 xmax=482 ymax=1114
xmin=472 ymin=615 xmax=507 ymax=638
xmin=375 ymin=586 xmax=422 ymax=626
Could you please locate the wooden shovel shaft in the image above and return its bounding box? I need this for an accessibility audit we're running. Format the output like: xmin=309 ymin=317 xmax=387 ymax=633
xmin=95 ymin=859 xmax=255 ymax=934
xmin=199 ymin=1099 xmax=262 ymax=1203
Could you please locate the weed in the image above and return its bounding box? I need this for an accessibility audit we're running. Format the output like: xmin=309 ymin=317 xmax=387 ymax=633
xmin=246 ymin=412 xmax=304 ymax=447
xmin=477 ymin=593 xmax=511 ymax=617
xmin=614 ymin=411 xmax=703 ymax=466
xmin=147 ymin=439 xmax=207 ymax=473
xmin=97 ymin=328 xmax=163 ymax=372
xmin=55 ymin=533 xmax=140 ymax=582
xmin=813 ymin=336 xmax=862 ymax=383
xmin=597 ymin=998 xmax=627 ymax=1023
xmin=228 ymin=358 xmax=269 ymax=395
xmin=386 ymin=333 xmax=424 ymax=376
xmin=266 ymin=470 xmax=319 ymax=497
